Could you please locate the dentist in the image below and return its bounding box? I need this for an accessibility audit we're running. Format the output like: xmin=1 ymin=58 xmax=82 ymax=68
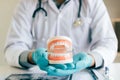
xmin=5 ymin=0 xmax=117 ymax=79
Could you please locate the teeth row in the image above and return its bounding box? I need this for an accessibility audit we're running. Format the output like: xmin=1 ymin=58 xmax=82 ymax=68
xmin=50 ymin=42 xmax=70 ymax=50
xmin=49 ymin=53 xmax=71 ymax=57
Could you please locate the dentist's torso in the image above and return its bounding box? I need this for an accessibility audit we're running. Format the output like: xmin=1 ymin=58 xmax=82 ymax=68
xmin=31 ymin=1 xmax=98 ymax=79
xmin=32 ymin=0 xmax=92 ymax=55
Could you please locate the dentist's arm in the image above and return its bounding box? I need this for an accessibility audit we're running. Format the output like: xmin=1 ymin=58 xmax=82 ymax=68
xmin=4 ymin=0 xmax=36 ymax=68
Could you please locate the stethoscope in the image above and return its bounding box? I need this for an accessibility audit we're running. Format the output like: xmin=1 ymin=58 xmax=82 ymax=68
xmin=32 ymin=0 xmax=82 ymax=27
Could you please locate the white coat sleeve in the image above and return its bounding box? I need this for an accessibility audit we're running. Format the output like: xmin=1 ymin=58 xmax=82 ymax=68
xmin=89 ymin=0 xmax=118 ymax=67
xmin=4 ymin=0 xmax=36 ymax=67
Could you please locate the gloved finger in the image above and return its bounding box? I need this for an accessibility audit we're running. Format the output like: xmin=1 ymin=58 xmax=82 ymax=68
xmin=76 ymin=54 xmax=93 ymax=69
xmin=40 ymin=66 xmax=48 ymax=71
xmin=73 ymin=52 xmax=87 ymax=63
xmin=46 ymin=66 xmax=65 ymax=76
xmin=42 ymin=52 xmax=48 ymax=59
xmin=37 ymin=48 xmax=47 ymax=53
xmin=49 ymin=63 xmax=75 ymax=70
xmin=47 ymin=67 xmax=77 ymax=76
xmin=76 ymin=61 xmax=86 ymax=70
xmin=55 ymin=69 xmax=77 ymax=75
xmin=40 ymin=65 xmax=56 ymax=72
xmin=46 ymin=66 xmax=56 ymax=71
xmin=33 ymin=48 xmax=48 ymax=59
xmin=46 ymin=66 xmax=57 ymax=75
xmin=50 ymin=64 xmax=67 ymax=70
xmin=65 ymin=63 xmax=75 ymax=69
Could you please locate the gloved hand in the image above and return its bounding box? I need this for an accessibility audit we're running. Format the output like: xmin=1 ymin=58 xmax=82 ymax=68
xmin=73 ymin=52 xmax=93 ymax=70
xmin=46 ymin=52 xmax=93 ymax=76
xmin=32 ymin=48 xmax=49 ymax=71
xmin=32 ymin=48 xmax=72 ymax=71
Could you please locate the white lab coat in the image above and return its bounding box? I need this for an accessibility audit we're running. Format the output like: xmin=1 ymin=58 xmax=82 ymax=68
xmin=5 ymin=0 xmax=117 ymax=80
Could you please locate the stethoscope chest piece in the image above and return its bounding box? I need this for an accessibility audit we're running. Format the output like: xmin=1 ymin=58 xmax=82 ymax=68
xmin=73 ymin=18 xmax=82 ymax=27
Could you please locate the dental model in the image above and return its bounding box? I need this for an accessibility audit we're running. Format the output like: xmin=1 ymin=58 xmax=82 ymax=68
xmin=47 ymin=36 xmax=73 ymax=64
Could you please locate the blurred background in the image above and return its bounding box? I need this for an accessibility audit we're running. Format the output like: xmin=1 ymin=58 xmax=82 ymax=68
xmin=0 ymin=0 xmax=120 ymax=66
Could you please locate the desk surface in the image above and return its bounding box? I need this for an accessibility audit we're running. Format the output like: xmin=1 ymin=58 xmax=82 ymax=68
xmin=0 ymin=63 xmax=120 ymax=80
xmin=109 ymin=63 xmax=120 ymax=80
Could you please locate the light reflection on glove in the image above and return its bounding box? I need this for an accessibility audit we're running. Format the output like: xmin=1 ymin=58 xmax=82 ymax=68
xmin=46 ymin=52 xmax=93 ymax=76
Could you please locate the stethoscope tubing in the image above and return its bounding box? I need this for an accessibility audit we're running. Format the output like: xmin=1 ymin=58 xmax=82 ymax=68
xmin=32 ymin=0 xmax=47 ymax=18
xmin=32 ymin=0 xmax=82 ymax=18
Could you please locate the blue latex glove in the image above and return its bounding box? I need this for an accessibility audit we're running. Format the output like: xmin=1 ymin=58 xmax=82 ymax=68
xmin=32 ymin=48 xmax=71 ymax=71
xmin=32 ymin=48 xmax=49 ymax=71
xmin=51 ymin=63 xmax=75 ymax=70
xmin=46 ymin=52 xmax=93 ymax=76
xmin=73 ymin=52 xmax=93 ymax=70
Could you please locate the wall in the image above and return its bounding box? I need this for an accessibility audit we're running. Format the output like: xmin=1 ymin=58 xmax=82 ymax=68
xmin=0 ymin=0 xmax=19 ymax=65
xmin=104 ymin=0 xmax=120 ymax=19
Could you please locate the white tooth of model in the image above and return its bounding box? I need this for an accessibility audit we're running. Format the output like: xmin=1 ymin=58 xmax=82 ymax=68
xmin=50 ymin=45 xmax=54 ymax=51
xmin=58 ymin=42 xmax=61 ymax=45
xmin=54 ymin=54 xmax=56 ymax=57
xmin=65 ymin=43 xmax=68 ymax=48
xmin=56 ymin=42 xmax=59 ymax=45
xmin=50 ymin=46 xmax=52 ymax=51
xmin=55 ymin=43 xmax=57 ymax=46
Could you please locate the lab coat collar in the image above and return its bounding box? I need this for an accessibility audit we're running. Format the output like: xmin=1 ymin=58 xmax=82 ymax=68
xmin=48 ymin=0 xmax=73 ymax=13
xmin=48 ymin=0 xmax=59 ymax=13
xmin=42 ymin=0 xmax=48 ymax=3
xmin=40 ymin=0 xmax=59 ymax=13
